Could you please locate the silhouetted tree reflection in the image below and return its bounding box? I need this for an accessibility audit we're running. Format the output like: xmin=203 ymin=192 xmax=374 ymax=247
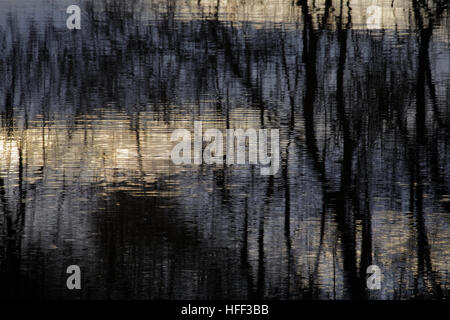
xmin=0 ymin=0 xmax=448 ymax=299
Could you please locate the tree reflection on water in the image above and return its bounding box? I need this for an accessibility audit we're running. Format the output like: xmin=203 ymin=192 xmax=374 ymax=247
xmin=0 ymin=0 xmax=449 ymax=299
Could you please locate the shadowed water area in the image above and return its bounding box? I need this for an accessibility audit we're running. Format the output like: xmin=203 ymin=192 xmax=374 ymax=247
xmin=0 ymin=0 xmax=449 ymax=299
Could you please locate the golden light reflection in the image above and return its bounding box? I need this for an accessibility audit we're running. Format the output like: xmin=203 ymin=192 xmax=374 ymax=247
xmin=0 ymin=108 xmax=266 ymax=196
xmin=134 ymin=0 xmax=449 ymax=34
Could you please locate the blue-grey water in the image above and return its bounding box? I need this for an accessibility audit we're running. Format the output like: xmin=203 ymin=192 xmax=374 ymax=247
xmin=0 ymin=0 xmax=449 ymax=299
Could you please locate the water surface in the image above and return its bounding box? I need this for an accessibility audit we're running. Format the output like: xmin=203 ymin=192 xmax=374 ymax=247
xmin=0 ymin=0 xmax=449 ymax=299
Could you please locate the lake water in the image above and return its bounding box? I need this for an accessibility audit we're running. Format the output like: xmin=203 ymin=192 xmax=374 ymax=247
xmin=0 ymin=0 xmax=449 ymax=299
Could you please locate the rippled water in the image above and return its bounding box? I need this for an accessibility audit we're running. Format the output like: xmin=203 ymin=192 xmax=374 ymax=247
xmin=0 ymin=0 xmax=449 ymax=299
